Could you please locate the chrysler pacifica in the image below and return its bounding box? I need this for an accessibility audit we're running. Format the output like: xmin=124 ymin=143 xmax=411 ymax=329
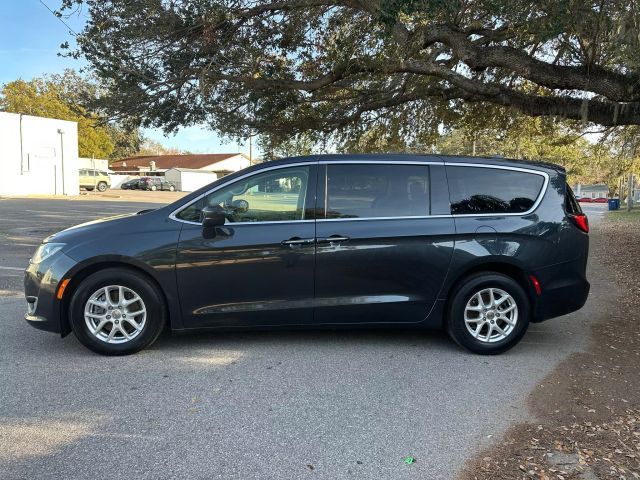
xmin=24 ymin=155 xmax=590 ymax=355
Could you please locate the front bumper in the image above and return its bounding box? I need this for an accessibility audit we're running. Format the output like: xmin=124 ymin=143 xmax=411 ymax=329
xmin=23 ymin=252 xmax=76 ymax=335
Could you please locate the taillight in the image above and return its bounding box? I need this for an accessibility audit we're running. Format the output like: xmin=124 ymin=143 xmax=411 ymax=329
xmin=569 ymin=214 xmax=589 ymax=233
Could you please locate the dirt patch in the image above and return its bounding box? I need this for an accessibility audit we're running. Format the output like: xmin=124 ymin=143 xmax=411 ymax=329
xmin=460 ymin=216 xmax=640 ymax=479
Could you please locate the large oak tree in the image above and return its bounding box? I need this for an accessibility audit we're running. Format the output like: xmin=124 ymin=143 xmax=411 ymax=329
xmin=62 ymin=0 xmax=640 ymax=143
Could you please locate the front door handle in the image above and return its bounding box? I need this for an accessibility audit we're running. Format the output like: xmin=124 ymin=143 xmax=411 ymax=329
xmin=281 ymin=237 xmax=315 ymax=246
xmin=317 ymin=235 xmax=350 ymax=244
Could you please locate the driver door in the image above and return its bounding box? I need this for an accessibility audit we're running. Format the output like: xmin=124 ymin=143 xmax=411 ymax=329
xmin=175 ymin=164 xmax=318 ymax=329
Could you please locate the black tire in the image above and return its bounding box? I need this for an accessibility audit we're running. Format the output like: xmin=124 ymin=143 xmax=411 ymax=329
xmin=85 ymin=187 xmax=94 ymax=191
xmin=150 ymin=185 xmax=157 ymax=191
xmin=447 ymin=272 xmax=530 ymax=355
xmin=97 ymin=182 xmax=108 ymax=192
xmin=168 ymin=185 xmax=175 ymax=192
xmin=69 ymin=268 xmax=166 ymax=355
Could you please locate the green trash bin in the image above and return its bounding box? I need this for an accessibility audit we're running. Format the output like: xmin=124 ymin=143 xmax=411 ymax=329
xmin=608 ymin=199 xmax=620 ymax=210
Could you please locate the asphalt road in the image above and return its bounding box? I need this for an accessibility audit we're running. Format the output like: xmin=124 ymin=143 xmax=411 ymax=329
xmin=0 ymin=198 xmax=608 ymax=479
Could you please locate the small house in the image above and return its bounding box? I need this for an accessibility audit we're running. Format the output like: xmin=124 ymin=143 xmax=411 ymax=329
xmin=575 ymin=184 xmax=608 ymax=200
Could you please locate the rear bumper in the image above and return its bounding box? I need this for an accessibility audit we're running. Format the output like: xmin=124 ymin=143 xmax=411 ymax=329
xmin=531 ymin=257 xmax=590 ymax=322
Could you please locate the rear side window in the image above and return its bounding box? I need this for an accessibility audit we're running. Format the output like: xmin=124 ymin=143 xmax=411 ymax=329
xmin=447 ymin=166 xmax=545 ymax=215
xmin=325 ymin=164 xmax=430 ymax=218
xmin=565 ymin=184 xmax=583 ymax=214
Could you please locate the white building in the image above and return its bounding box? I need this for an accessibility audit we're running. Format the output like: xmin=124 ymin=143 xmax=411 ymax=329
xmin=110 ymin=153 xmax=250 ymax=177
xmin=165 ymin=168 xmax=217 ymax=192
xmin=575 ymin=184 xmax=608 ymax=200
xmin=0 ymin=112 xmax=79 ymax=196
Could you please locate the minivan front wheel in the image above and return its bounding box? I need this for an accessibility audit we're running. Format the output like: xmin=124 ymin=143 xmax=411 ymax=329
xmin=447 ymin=273 xmax=529 ymax=355
xmin=69 ymin=268 xmax=165 ymax=355
xmin=97 ymin=182 xmax=108 ymax=192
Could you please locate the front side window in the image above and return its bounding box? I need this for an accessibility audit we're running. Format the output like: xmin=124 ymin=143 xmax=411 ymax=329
xmin=447 ymin=166 xmax=545 ymax=215
xmin=177 ymin=166 xmax=311 ymax=223
xmin=325 ymin=164 xmax=430 ymax=218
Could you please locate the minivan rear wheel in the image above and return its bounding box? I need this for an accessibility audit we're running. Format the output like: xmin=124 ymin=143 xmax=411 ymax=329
xmin=97 ymin=182 xmax=108 ymax=192
xmin=447 ymin=273 xmax=529 ymax=355
xmin=69 ymin=268 xmax=166 ymax=355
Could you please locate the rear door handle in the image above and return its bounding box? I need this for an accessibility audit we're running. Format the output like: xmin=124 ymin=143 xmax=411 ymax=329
xmin=317 ymin=235 xmax=350 ymax=243
xmin=281 ymin=237 xmax=315 ymax=246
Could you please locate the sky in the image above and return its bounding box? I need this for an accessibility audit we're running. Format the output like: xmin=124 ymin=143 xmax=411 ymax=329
xmin=0 ymin=0 xmax=253 ymax=156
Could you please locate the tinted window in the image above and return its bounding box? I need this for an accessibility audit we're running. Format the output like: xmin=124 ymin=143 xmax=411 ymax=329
xmin=565 ymin=184 xmax=583 ymax=214
xmin=177 ymin=166 xmax=311 ymax=223
xmin=447 ymin=166 xmax=544 ymax=214
xmin=326 ymin=164 xmax=430 ymax=218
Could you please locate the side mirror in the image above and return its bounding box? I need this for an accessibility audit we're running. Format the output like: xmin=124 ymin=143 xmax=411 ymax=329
xmin=202 ymin=205 xmax=226 ymax=228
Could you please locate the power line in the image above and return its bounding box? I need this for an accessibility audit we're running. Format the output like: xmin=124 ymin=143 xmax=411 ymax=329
xmin=37 ymin=0 xmax=78 ymax=37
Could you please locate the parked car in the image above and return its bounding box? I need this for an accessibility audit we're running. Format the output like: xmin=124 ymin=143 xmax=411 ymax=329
xmin=79 ymin=169 xmax=110 ymax=192
xmin=578 ymin=197 xmax=592 ymax=203
xmin=593 ymin=197 xmax=608 ymax=203
xmin=120 ymin=178 xmax=141 ymax=190
xmin=140 ymin=177 xmax=176 ymax=191
xmin=25 ymin=155 xmax=590 ymax=356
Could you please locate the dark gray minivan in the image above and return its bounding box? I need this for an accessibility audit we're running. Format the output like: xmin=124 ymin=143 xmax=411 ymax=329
xmin=24 ymin=155 xmax=590 ymax=355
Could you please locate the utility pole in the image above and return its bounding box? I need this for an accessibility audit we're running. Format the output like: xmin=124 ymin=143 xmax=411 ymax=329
xmin=627 ymin=173 xmax=634 ymax=211
xmin=619 ymin=177 xmax=624 ymax=200
xmin=57 ymin=129 xmax=65 ymax=195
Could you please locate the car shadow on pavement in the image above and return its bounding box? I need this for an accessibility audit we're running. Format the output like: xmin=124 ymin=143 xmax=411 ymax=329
xmin=152 ymin=326 xmax=459 ymax=354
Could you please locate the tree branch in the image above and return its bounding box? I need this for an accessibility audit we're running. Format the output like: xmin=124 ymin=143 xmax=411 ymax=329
xmin=418 ymin=23 xmax=640 ymax=102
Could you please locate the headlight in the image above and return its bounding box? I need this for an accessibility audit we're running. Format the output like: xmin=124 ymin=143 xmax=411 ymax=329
xmin=30 ymin=243 xmax=65 ymax=264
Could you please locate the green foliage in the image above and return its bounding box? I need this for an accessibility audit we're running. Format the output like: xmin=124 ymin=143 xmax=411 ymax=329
xmin=137 ymin=138 xmax=191 ymax=156
xmin=106 ymin=125 xmax=144 ymax=160
xmin=60 ymin=0 xmax=640 ymax=140
xmin=258 ymin=133 xmax=318 ymax=161
xmin=436 ymin=110 xmax=597 ymax=183
xmin=49 ymin=1 xmax=640 ymax=183
xmin=0 ymin=70 xmax=141 ymax=160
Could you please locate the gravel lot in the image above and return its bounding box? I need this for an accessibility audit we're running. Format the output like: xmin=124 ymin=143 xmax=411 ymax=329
xmin=0 ymin=197 xmax=608 ymax=479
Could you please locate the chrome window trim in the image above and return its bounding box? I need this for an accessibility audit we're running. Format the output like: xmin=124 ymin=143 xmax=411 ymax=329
xmin=318 ymin=215 xmax=451 ymax=222
xmin=168 ymin=162 xmax=314 ymax=225
xmin=319 ymin=160 xmax=441 ymax=165
xmin=169 ymin=159 xmax=550 ymax=224
xmin=175 ymin=219 xmax=317 ymax=226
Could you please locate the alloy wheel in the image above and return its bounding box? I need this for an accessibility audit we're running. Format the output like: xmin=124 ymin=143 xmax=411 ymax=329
xmin=84 ymin=285 xmax=147 ymax=344
xmin=463 ymin=287 xmax=518 ymax=343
